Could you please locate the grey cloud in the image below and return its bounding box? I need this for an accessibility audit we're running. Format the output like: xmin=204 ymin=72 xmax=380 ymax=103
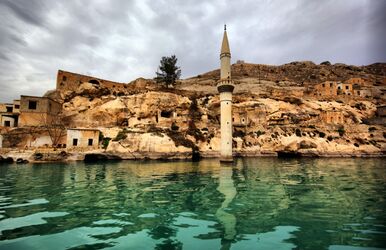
xmin=0 ymin=0 xmax=49 ymax=26
xmin=0 ymin=0 xmax=385 ymax=102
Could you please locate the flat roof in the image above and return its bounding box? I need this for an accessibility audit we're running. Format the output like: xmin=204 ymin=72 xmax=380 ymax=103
xmin=20 ymin=95 xmax=61 ymax=104
xmin=67 ymin=128 xmax=100 ymax=131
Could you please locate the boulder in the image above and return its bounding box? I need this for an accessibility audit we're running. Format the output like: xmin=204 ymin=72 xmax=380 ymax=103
xmin=0 ymin=156 xmax=14 ymax=164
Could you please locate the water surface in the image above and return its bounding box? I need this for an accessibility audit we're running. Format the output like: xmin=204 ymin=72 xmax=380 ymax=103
xmin=0 ymin=158 xmax=385 ymax=250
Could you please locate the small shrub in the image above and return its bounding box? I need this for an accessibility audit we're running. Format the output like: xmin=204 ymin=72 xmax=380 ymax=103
xmin=327 ymin=136 xmax=333 ymax=141
xmin=337 ymin=127 xmax=345 ymax=136
xmin=113 ymin=130 xmax=128 ymax=141
xmin=354 ymin=143 xmax=359 ymax=147
xmin=99 ymin=132 xmax=105 ymax=142
xmin=171 ymin=122 xmax=179 ymax=131
xmin=295 ymin=128 xmax=301 ymax=137
xmin=308 ymin=125 xmax=316 ymax=129
xmin=256 ymin=130 xmax=265 ymax=137
xmin=102 ymin=138 xmax=111 ymax=149
xmin=318 ymin=131 xmax=326 ymax=138
xmin=369 ymin=127 xmax=377 ymax=132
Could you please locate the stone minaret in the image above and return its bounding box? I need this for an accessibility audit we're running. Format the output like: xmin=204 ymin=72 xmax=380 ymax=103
xmin=217 ymin=25 xmax=234 ymax=162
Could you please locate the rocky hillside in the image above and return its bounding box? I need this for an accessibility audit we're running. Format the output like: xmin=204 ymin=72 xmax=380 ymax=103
xmin=1 ymin=61 xmax=384 ymax=162
xmin=47 ymin=61 xmax=385 ymax=159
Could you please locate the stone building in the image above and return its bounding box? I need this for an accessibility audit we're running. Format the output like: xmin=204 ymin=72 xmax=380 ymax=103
xmin=0 ymin=100 xmax=20 ymax=127
xmin=233 ymin=105 xmax=267 ymax=127
xmin=345 ymin=77 xmax=368 ymax=86
xmin=19 ymin=96 xmax=62 ymax=127
xmin=314 ymin=81 xmax=353 ymax=97
xmin=57 ymin=70 xmax=127 ymax=93
xmin=313 ymin=78 xmax=372 ymax=98
xmin=66 ymin=128 xmax=100 ymax=150
xmin=319 ymin=109 xmax=344 ymax=124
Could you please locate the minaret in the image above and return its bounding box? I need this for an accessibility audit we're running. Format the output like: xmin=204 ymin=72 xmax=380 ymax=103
xmin=217 ymin=25 xmax=235 ymax=162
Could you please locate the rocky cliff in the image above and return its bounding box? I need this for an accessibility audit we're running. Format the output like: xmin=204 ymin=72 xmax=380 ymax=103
xmin=52 ymin=61 xmax=385 ymax=159
xmin=2 ymin=61 xmax=385 ymax=161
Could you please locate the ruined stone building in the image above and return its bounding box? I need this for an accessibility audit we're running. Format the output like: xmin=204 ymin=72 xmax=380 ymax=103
xmin=19 ymin=96 xmax=62 ymax=127
xmin=0 ymin=100 xmax=20 ymax=127
xmin=312 ymin=77 xmax=372 ymax=98
xmin=319 ymin=109 xmax=344 ymax=124
xmin=233 ymin=105 xmax=267 ymax=127
xmin=66 ymin=128 xmax=100 ymax=150
xmin=57 ymin=70 xmax=127 ymax=93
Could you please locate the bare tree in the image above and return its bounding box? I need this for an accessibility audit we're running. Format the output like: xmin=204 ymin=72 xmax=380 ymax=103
xmin=38 ymin=113 xmax=66 ymax=148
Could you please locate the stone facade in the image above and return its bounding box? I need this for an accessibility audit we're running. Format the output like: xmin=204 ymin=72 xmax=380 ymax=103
xmin=66 ymin=128 xmax=100 ymax=150
xmin=233 ymin=105 xmax=267 ymax=127
xmin=19 ymin=96 xmax=62 ymax=127
xmin=0 ymin=102 xmax=20 ymax=127
xmin=0 ymin=116 xmax=15 ymax=127
xmin=57 ymin=70 xmax=127 ymax=93
xmin=345 ymin=77 xmax=368 ymax=86
xmin=319 ymin=110 xmax=344 ymax=124
xmin=314 ymin=81 xmax=353 ymax=97
xmin=312 ymin=78 xmax=372 ymax=98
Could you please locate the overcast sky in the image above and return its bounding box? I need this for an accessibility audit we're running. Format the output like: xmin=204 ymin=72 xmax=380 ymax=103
xmin=0 ymin=0 xmax=385 ymax=102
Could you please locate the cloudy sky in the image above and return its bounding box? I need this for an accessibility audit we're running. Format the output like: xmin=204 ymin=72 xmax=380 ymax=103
xmin=0 ymin=0 xmax=385 ymax=102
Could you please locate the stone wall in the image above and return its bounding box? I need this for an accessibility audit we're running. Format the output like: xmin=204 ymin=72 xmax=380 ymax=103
xmin=66 ymin=129 xmax=100 ymax=150
xmin=20 ymin=96 xmax=61 ymax=114
xmin=0 ymin=116 xmax=16 ymax=127
xmin=19 ymin=96 xmax=61 ymax=127
xmin=319 ymin=110 xmax=344 ymax=124
xmin=57 ymin=70 xmax=128 ymax=93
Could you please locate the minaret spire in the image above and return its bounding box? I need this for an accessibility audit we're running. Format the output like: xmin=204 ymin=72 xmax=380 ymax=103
xmin=217 ymin=26 xmax=235 ymax=162
xmin=220 ymin=27 xmax=231 ymax=59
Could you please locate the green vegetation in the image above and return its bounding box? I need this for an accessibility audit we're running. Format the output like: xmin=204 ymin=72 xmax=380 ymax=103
xmin=155 ymin=55 xmax=181 ymax=88
xmin=318 ymin=131 xmax=326 ymax=138
xmin=337 ymin=126 xmax=345 ymax=136
xmin=102 ymin=138 xmax=111 ymax=149
xmin=171 ymin=122 xmax=179 ymax=131
xmin=113 ymin=129 xmax=128 ymax=141
xmin=295 ymin=128 xmax=302 ymax=137
xmin=255 ymin=130 xmax=265 ymax=137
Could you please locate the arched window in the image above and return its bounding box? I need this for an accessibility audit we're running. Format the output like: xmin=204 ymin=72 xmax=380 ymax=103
xmin=89 ymin=79 xmax=100 ymax=85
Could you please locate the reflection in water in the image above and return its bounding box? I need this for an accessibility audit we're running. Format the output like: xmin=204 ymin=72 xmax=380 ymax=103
xmin=215 ymin=166 xmax=237 ymax=246
xmin=0 ymin=158 xmax=385 ymax=250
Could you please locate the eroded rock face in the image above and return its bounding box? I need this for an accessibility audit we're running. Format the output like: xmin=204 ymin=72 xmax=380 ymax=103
xmin=10 ymin=62 xmax=381 ymax=159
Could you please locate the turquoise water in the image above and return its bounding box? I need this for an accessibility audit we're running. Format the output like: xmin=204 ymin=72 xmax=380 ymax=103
xmin=0 ymin=158 xmax=385 ymax=250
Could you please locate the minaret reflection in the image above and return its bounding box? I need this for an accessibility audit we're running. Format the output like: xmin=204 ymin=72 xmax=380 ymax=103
xmin=215 ymin=165 xmax=237 ymax=248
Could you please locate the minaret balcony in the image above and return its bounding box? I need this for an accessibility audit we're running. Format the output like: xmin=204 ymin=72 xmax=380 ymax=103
xmin=217 ymin=79 xmax=235 ymax=93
